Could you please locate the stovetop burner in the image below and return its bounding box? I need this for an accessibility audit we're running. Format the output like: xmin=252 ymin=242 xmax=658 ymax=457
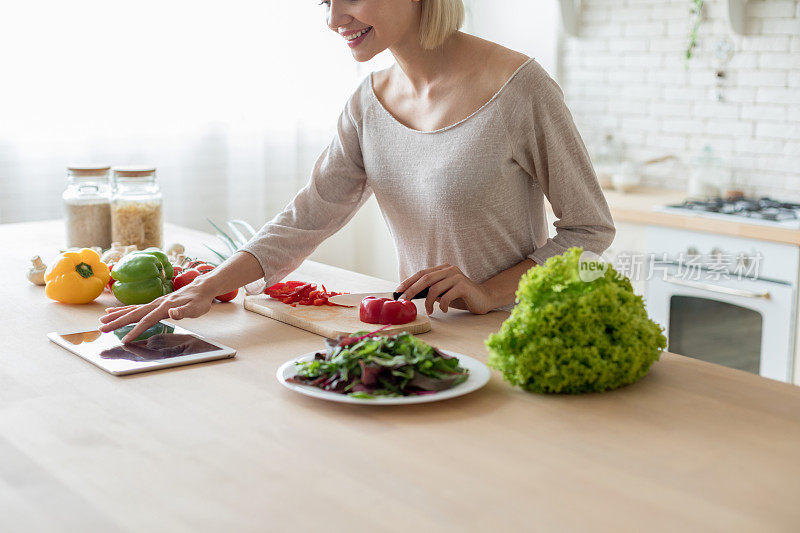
xmin=666 ymin=197 xmax=800 ymax=224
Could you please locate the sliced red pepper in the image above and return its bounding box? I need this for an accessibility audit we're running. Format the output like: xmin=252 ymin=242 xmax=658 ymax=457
xmin=287 ymin=283 xmax=311 ymax=296
xmin=266 ymin=280 xmax=352 ymax=308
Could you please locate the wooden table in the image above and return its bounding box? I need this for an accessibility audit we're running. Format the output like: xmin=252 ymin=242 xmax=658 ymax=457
xmin=4 ymin=220 xmax=800 ymax=532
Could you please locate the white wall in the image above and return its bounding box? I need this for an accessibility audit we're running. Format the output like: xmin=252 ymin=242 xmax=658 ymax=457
xmin=560 ymin=0 xmax=800 ymax=199
xmin=465 ymin=0 xmax=560 ymax=77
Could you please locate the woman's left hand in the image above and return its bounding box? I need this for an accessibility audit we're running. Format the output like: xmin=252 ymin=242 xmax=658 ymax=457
xmin=396 ymin=264 xmax=495 ymax=315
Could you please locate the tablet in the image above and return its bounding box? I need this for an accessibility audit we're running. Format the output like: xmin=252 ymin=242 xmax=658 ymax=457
xmin=47 ymin=321 xmax=236 ymax=376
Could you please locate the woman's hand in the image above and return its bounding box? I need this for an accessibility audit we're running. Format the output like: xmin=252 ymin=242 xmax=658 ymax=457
xmin=396 ymin=263 xmax=496 ymax=315
xmin=98 ymin=278 xmax=218 ymax=343
xmin=99 ymin=250 xmax=264 ymax=344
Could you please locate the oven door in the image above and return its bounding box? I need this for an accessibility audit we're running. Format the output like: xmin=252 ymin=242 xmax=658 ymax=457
xmin=646 ymin=264 xmax=795 ymax=382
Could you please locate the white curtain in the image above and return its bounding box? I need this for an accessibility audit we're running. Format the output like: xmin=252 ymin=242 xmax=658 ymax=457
xmin=0 ymin=0 xmax=393 ymax=270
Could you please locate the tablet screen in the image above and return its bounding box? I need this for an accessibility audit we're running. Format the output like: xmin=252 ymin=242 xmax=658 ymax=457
xmin=49 ymin=321 xmax=235 ymax=375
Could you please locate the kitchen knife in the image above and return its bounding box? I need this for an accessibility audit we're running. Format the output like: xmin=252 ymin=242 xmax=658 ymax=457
xmin=327 ymin=288 xmax=429 ymax=307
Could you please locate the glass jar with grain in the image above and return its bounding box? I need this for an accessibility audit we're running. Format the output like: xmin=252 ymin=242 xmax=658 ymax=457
xmin=62 ymin=164 xmax=112 ymax=249
xmin=111 ymin=166 xmax=163 ymax=250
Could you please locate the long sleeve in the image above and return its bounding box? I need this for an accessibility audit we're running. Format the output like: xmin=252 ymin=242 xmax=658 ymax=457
xmin=239 ymin=100 xmax=371 ymax=291
xmin=500 ymin=61 xmax=615 ymax=265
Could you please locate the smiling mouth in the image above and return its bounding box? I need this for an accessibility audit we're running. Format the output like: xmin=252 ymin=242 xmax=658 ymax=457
xmin=342 ymin=26 xmax=372 ymax=43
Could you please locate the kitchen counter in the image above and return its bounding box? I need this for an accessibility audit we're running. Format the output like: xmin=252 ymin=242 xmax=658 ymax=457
xmin=601 ymin=186 xmax=800 ymax=246
xmin=4 ymin=220 xmax=800 ymax=532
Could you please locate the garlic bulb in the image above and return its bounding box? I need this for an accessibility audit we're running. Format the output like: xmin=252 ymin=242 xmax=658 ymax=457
xmin=167 ymin=243 xmax=185 ymax=257
xmin=101 ymin=249 xmax=124 ymax=264
xmin=27 ymin=256 xmax=47 ymax=286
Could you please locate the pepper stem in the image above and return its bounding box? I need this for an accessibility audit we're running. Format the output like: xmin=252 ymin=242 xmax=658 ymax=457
xmin=75 ymin=262 xmax=94 ymax=279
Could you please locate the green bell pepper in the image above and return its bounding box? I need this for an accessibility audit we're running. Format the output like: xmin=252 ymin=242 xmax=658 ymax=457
xmin=113 ymin=322 xmax=175 ymax=342
xmin=111 ymin=249 xmax=174 ymax=305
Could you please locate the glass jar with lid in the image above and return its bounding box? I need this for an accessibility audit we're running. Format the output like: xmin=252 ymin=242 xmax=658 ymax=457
xmin=110 ymin=166 xmax=163 ymax=250
xmin=62 ymin=164 xmax=112 ymax=249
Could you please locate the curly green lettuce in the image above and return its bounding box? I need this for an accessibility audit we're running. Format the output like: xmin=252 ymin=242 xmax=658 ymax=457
xmin=486 ymin=248 xmax=666 ymax=394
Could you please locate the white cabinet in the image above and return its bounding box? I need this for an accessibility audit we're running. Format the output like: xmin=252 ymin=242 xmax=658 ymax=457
xmin=606 ymin=221 xmax=648 ymax=295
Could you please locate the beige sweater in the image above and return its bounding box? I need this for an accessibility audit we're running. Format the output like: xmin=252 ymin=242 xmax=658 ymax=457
xmin=241 ymin=58 xmax=615 ymax=309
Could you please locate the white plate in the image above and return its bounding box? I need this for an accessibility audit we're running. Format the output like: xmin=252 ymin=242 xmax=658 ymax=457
xmin=276 ymin=350 xmax=490 ymax=405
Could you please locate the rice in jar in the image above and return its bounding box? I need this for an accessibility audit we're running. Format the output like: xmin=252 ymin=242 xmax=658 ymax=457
xmin=62 ymin=165 xmax=112 ymax=249
xmin=110 ymin=166 xmax=163 ymax=250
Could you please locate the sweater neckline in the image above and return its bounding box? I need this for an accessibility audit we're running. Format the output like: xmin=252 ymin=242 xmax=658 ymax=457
xmin=368 ymin=57 xmax=534 ymax=134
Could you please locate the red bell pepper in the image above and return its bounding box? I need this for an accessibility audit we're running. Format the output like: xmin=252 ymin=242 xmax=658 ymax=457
xmin=359 ymin=297 xmax=417 ymax=325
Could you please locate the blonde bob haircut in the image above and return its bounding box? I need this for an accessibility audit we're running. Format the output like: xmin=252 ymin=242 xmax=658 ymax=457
xmin=419 ymin=0 xmax=465 ymax=50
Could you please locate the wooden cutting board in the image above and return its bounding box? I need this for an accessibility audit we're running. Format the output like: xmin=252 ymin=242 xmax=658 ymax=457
xmin=243 ymin=294 xmax=431 ymax=338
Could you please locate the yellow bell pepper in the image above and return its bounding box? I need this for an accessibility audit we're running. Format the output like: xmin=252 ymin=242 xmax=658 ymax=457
xmin=45 ymin=248 xmax=110 ymax=304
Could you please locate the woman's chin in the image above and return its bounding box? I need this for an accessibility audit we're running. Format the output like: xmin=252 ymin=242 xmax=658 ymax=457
xmin=351 ymin=49 xmax=379 ymax=63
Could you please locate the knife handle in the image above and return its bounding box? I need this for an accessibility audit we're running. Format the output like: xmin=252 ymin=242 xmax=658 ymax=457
xmin=393 ymin=287 xmax=429 ymax=301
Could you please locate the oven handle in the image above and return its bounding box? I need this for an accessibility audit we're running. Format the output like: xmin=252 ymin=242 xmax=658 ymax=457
xmin=664 ymin=275 xmax=771 ymax=300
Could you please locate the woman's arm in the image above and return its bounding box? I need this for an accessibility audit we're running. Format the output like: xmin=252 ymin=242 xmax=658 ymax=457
xmin=503 ymin=60 xmax=615 ymax=264
xmin=99 ymin=91 xmax=371 ymax=342
xmin=237 ymin=102 xmax=371 ymax=291
xmin=397 ymin=258 xmax=536 ymax=315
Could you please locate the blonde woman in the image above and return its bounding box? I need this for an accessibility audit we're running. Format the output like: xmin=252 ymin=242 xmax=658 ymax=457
xmin=101 ymin=0 xmax=615 ymax=342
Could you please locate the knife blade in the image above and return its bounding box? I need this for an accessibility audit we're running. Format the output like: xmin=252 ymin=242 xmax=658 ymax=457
xmin=327 ymin=288 xmax=429 ymax=307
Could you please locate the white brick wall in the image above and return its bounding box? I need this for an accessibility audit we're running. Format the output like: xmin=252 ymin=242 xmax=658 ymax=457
xmin=561 ymin=0 xmax=800 ymax=200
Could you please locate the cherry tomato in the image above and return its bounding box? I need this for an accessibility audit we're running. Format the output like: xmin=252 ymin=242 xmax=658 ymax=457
xmin=215 ymin=288 xmax=238 ymax=302
xmin=107 ymin=263 xmax=116 ymax=291
xmin=173 ymin=268 xmax=202 ymax=291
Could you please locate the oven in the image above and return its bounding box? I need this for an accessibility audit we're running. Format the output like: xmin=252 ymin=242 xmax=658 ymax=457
xmin=645 ymin=227 xmax=798 ymax=383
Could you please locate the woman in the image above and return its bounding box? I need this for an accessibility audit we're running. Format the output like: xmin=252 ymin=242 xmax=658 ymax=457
xmin=100 ymin=0 xmax=614 ymax=343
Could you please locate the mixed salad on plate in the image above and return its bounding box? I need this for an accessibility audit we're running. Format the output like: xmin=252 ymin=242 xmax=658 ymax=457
xmin=287 ymin=329 xmax=469 ymax=399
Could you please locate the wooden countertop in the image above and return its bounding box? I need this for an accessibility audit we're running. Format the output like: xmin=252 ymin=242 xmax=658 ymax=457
xmin=600 ymin=187 xmax=800 ymax=246
xmin=4 ymin=220 xmax=800 ymax=532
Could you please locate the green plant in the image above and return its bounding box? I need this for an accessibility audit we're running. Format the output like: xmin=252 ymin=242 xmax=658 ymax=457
xmin=686 ymin=0 xmax=705 ymax=66
xmin=485 ymin=248 xmax=667 ymax=394
xmin=204 ymin=219 xmax=257 ymax=263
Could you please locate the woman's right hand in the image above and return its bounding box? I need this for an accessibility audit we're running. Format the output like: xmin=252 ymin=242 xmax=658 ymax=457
xmin=98 ymin=277 xmax=218 ymax=343
xmin=99 ymin=250 xmax=264 ymax=344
